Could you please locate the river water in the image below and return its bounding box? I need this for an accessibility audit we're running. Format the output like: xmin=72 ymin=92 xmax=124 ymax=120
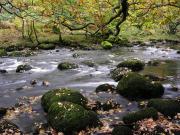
xmin=0 ymin=45 xmax=180 ymax=133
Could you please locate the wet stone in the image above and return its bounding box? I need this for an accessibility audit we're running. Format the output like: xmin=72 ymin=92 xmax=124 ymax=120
xmin=0 ymin=69 xmax=7 ymax=74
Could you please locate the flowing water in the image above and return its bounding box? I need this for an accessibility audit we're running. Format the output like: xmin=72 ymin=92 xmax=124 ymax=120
xmin=0 ymin=45 xmax=180 ymax=133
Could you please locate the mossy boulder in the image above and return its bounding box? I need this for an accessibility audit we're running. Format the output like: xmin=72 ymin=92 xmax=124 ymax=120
xmin=95 ymin=83 xmax=115 ymax=93
xmin=147 ymin=99 xmax=180 ymax=117
xmin=41 ymin=88 xmax=87 ymax=112
xmin=8 ymin=50 xmax=33 ymax=57
xmin=101 ymin=41 xmax=113 ymax=50
xmin=39 ymin=43 xmax=56 ymax=50
xmin=110 ymin=67 xmax=131 ymax=82
xmin=48 ymin=102 xmax=99 ymax=134
xmin=112 ymin=126 xmax=133 ymax=135
xmin=117 ymin=73 xmax=164 ymax=100
xmin=0 ymin=49 xmax=7 ymax=57
xmin=117 ymin=59 xmax=145 ymax=71
xmin=16 ymin=64 xmax=32 ymax=73
xmin=123 ymin=108 xmax=158 ymax=124
xmin=57 ymin=62 xmax=78 ymax=70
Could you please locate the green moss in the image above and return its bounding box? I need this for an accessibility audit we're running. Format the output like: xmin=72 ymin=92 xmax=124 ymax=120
xmin=57 ymin=62 xmax=78 ymax=70
xmin=112 ymin=126 xmax=133 ymax=135
xmin=16 ymin=64 xmax=32 ymax=73
xmin=41 ymin=88 xmax=87 ymax=112
xmin=117 ymin=73 xmax=164 ymax=100
xmin=0 ymin=49 xmax=7 ymax=57
xmin=39 ymin=43 xmax=56 ymax=50
xmin=8 ymin=50 xmax=34 ymax=57
xmin=123 ymin=108 xmax=158 ymax=124
xmin=110 ymin=67 xmax=131 ymax=82
xmin=95 ymin=83 xmax=115 ymax=93
xmin=101 ymin=41 xmax=113 ymax=50
xmin=147 ymin=99 xmax=180 ymax=117
xmin=117 ymin=59 xmax=145 ymax=71
xmin=48 ymin=102 xmax=99 ymax=134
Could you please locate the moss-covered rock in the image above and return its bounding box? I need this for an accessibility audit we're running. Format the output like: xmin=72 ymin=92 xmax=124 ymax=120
xmin=117 ymin=73 xmax=164 ymax=100
xmin=147 ymin=99 xmax=180 ymax=117
xmin=117 ymin=59 xmax=145 ymax=71
xmin=112 ymin=126 xmax=133 ymax=135
xmin=39 ymin=43 xmax=56 ymax=50
xmin=0 ymin=49 xmax=7 ymax=57
xmin=16 ymin=64 xmax=32 ymax=73
xmin=82 ymin=60 xmax=95 ymax=67
xmin=48 ymin=102 xmax=99 ymax=134
xmin=147 ymin=60 xmax=161 ymax=66
xmin=8 ymin=50 xmax=34 ymax=57
xmin=101 ymin=41 xmax=113 ymax=50
xmin=110 ymin=67 xmax=131 ymax=82
xmin=95 ymin=83 xmax=115 ymax=93
xmin=57 ymin=62 xmax=78 ymax=70
xmin=41 ymin=88 xmax=87 ymax=112
xmin=123 ymin=108 xmax=158 ymax=124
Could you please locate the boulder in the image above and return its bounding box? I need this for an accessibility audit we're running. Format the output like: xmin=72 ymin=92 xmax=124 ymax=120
xmin=41 ymin=88 xmax=87 ymax=112
xmin=48 ymin=102 xmax=99 ymax=134
xmin=117 ymin=59 xmax=145 ymax=71
xmin=110 ymin=67 xmax=131 ymax=81
xmin=123 ymin=108 xmax=158 ymax=124
xmin=101 ymin=41 xmax=113 ymax=50
xmin=147 ymin=99 xmax=180 ymax=117
xmin=16 ymin=64 xmax=32 ymax=73
xmin=57 ymin=62 xmax=78 ymax=70
xmin=117 ymin=73 xmax=164 ymax=100
xmin=95 ymin=83 xmax=116 ymax=93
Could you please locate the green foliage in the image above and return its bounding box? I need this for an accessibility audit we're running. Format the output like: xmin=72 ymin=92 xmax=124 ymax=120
xmin=41 ymin=88 xmax=87 ymax=112
xmin=39 ymin=44 xmax=56 ymax=50
xmin=112 ymin=126 xmax=133 ymax=135
xmin=57 ymin=62 xmax=78 ymax=70
xmin=147 ymin=99 xmax=180 ymax=117
xmin=123 ymin=108 xmax=158 ymax=124
xmin=48 ymin=102 xmax=99 ymax=134
xmin=101 ymin=41 xmax=113 ymax=50
xmin=0 ymin=49 xmax=7 ymax=57
xmin=117 ymin=73 xmax=164 ymax=100
xmin=117 ymin=59 xmax=145 ymax=71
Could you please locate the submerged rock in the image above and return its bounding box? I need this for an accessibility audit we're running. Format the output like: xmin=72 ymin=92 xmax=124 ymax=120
xmin=57 ymin=62 xmax=78 ymax=70
xmin=147 ymin=60 xmax=161 ymax=66
xmin=0 ymin=69 xmax=7 ymax=74
xmin=117 ymin=73 xmax=164 ymax=100
xmin=48 ymin=102 xmax=99 ymax=134
xmin=123 ymin=108 xmax=158 ymax=124
xmin=41 ymin=88 xmax=87 ymax=112
xmin=95 ymin=83 xmax=116 ymax=93
xmin=16 ymin=64 xmax=32 ymax=73
xmin=147 ymin=99 xmax=180 ymax=117
xmin=112 ymin=125 xmax=133 ymax=135
xmin=110 ymin=67 xmax=131 ymax=81
xmin=101 ymin=41 xmax=113 ymax=50
xmin=117 ymin=59 xmax=145 ymax=71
